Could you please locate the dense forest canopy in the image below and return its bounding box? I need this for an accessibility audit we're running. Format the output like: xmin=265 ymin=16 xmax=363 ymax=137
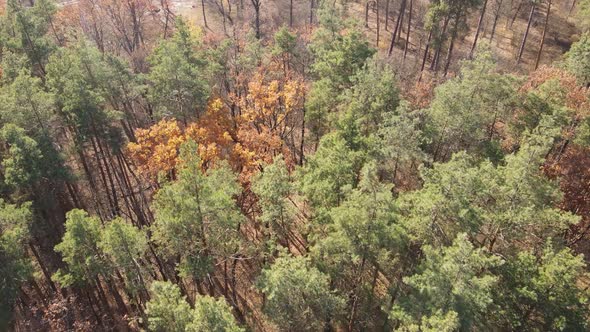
xmin=1 ymin=0 xmax=590 ymax=330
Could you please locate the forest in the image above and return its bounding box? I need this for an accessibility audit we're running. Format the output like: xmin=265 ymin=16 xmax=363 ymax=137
xmin=1 ymin=0 xmax=590 ymax=330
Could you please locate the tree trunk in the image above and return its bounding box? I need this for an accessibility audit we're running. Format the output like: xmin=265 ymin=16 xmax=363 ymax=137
xmin=516 ymin=3 xmax=536 ymax=65
xmin=403 ymin=0 xmax=413 ymax=61
xmin=535 ymin=0 xmax=551 ymax=70
xmin=385 ymin=0 xmax=390 ymax=31
xmin=365 ymin=1 xmax=370 ymax=27
xmin=419 ymin=29 xmax=433 ymax=79
xmin=201 ymin=0 xmax=208 ymax=28
xmin=252 ymin=0 xmax=261 ymax=39
xmin=309 ymin=0 xmax=314 ymax=25
xmin=510 ymin=1 xmax=524 ymax=28
xmin=376 ymin=0 xmax=380 ymax=46
xmin=443 ymin=17 xmax=459 ymax=76
xmin=490 ymin=0 xmax=503 ymax=41
xmin=290 ymin=0 xmax=293 ymax=27
xmin=388 ymin=0 xmax=407 ymax=56
xmin=470 ymin=0 xmax=489 ymax=58
xmin=569 ymin=0 xmax=577 ymax=16
xmin=430 ymin=14 xmax=450 ymax=71
xmin=29 ymin=243 xmax=58 ymax=294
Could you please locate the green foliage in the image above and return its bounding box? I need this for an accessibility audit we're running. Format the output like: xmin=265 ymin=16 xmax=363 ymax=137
xmin=0 ymin=0 xmax=56 ymax=73
xmin=0 ymin=200 xmax=33 ymax=330
xmin=257 ymin=253 xmax=345 ymax=331
xmin=297 ymin=132 xmax=365 ymax=224
xmin=391 ymin=233 xmax=502 ymax=331
xmin=0 ymin=69 xmax=54 ymax=133
xmin=146 ymin=281 xmax=192 ymax=332
xmin=577 ymin=0 xmax=590 ymax=32
xmin=146 ymin=281 xmax=243 ymax=332
xmin=338 ymin=59 xmax=400 ymax=144
xmin=377 ymin=101 xmax=427 ymax=180
xmin=46 ymin=39 xmax=123 ymax=146
xmin=312 ymin=162 xmax=407 ymax=328
xmin=272 ymin=26 xmax=297 ymax=57
xmin=306 ymin=11 xmax=375 ymax=141
xmin=401 ymin=126 xmax=577 ymax=250
xmin=313 ymin=162 xmax=406 ymax=280
xmin=494 ymin=242 xmax=590 ymax=331
xmin=53 ymin=209 xmax=105 ymax=287
xmin=99 ymin=218 xmax=148 ymax=297
xmin=186 ymin=296 xmax=244 ymax=332
xmin=152 ymin=140 xmax=243 ymax=279
xmin=0 ymin=124 xmax=43 ymax=189
xmin=252 ymin=155 xmax=295 ymax=243
xmin=147 ymin=18 xmax=210 ymax=122
xmin=426 ymin=44 xmax=518 ymax=161
xmin=564 ymin=33 xmax=590 ymax=87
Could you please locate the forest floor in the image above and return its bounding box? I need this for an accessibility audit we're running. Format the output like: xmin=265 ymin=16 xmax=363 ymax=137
xmin=174 ymin=0 xmax=581 ymax=78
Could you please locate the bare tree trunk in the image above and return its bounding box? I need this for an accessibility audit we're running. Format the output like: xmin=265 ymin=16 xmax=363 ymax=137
xmin=489 ymin=0 xmax=503 ymax=41
xmin=510 ymin=1 xmax=524 ymax=28
xmin=200 ymin=0 xmax=208 ymax=28
xmin=220 ymin=0 xmax=227 ymax=35
xmin=430 ymin=14 xmax=451 ymax=71
xmin=443 ymin=16 xmax=459 ymax=76
xmin=290 ymin=0 xmax=293 ymax=27
xmin=403 ymin=0 xmax=413 ymax=61
xmin=385 ymin=0 xmax=390 ymax=31
xmin=569 ymin=0 xmax=577 ymax=16
xmin=251 ymin=0 xmax=262 ymax=39
xmin=470 ymin=0 xmax=489 ymax=58
xmin=376 ymin=0 xmax=380 ymax=46
xmin=29 ymin=243 xmax=58 ymax=294
xmin=309 ymin=0 xmax=314 ymax=25
xmin=535 ymin=0 xmax=551 ymax=70
xmin=365 ymin=1 xmax=370 ymax=27
xmin=419 ymin=29 xmax=433 ymax=79
xmin=388 ymin=0 xmax=407 ymax=56
xmin=516 ymin=2 xmax=536 ymax=64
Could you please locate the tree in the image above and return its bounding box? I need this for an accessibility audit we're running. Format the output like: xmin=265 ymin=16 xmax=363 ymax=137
xmin=151 ymin=140 xmax=243 ymax=279
xmin=186 ymin=296 xmax=244 ymax=332
xmin=516 ymin=0 xmax=540 ymax=65
xmin=127 ymin=119 xmax=186 ymax=181
xmin=576 ymin=0 xmax=590 ymax=31
xmin=252 ymin=155 xmax=295 ymax=246
xmin=0 ymin=200 xmax=33 ymax=330
xmin=399 ymin=128 xmax=579 ymax=251
xmin=306 ymin=10 xmax=375 ymax=141
xmin=0 ymin=0 xmax=57 ymax=75
xmin=99 ymin=218 xmax=148 ymax=302
xmin=53 ymin=209 xmax=105 ymax=287
xmin=297 ymin=132 xmax=364 ymax=224
xmin=146 ymin=281 xmax=243 ymax=332
xmin=564 ymin=33 xmax=590 ymax=87
xmin=312 ymin=162 xmax=407 ymax=329
xmin=147 ymin=18 xmax=210 ymax=123
xmin=377 ymin=101 xmax=427 ymax=184
xmin=426 ymin=44 xmax=518 ymax=161
xmin=257 ymin=253 xmax=345 ymax=331
xmin=391 ymin=233 xmax=502 ymax=331
xmin=145 ymin=281 xmax=192 ymax=332
xmin=493 ymin=242 xmax=590 ymax=330
xmin=338 ymin=58 xmax=400 ymax=140
xmin=0 ymin=124 xmax=43 ymax=190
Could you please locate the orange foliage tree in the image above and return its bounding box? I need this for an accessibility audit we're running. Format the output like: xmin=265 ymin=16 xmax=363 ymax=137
xmin=127 ymin=71 xmax=306 ymax=185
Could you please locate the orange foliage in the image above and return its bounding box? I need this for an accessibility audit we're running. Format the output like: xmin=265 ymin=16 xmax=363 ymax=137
xmin=127 ymin=119 xmax=185 ymax=180
xmin=545 ymin=145 xmax=590 ymax=243
xmin=127 ymin=72 xmax=306 ymax=184
xmin=521 ymin=66 xmax=590 ymax=116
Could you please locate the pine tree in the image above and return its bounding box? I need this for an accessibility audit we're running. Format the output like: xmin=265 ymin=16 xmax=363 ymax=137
xmin=257 ymin=253 xmax=345 ymax=331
